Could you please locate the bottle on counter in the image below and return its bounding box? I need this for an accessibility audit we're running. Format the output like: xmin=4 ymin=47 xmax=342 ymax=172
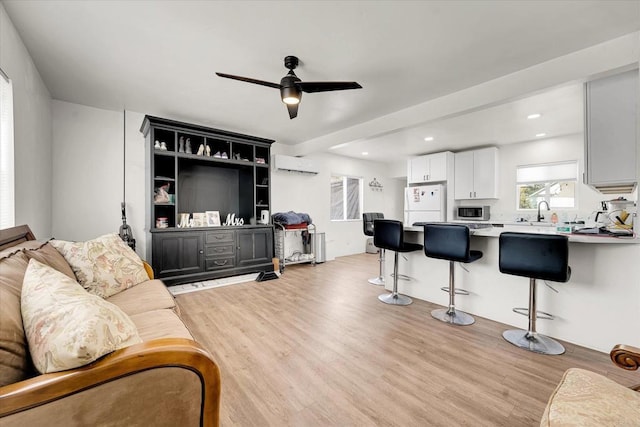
xmin=551 ymin=212 xmax=558 ymax=224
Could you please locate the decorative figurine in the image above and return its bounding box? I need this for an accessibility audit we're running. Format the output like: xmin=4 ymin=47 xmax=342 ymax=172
xmin=205 ymin=143 xmax=211 ymax=157
xmin=178 ymin=136 xmax=185 ymax=153
xmin=185 ymin=138 xmax=192 ymax=154
xmin=197 ymin=143 xmax=204 ymax=156
xmin=154 ymin=140 xmax=161 ymax=150
xmin=160 ymin=141 xmax=167 ymax=151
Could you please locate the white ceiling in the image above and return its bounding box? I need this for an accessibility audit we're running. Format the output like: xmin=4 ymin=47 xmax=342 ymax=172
xmin=3 ymin=1 xmax=639 ymax=161
xmin=331 ymin=83 xmax=585 ymax=161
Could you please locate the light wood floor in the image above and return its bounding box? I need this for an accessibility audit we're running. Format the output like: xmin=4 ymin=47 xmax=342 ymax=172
xmin=176 ymin=253 xmax=637 ymax=426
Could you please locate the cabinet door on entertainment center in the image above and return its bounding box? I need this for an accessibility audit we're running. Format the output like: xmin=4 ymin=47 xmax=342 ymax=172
xmin=152 ymin=232 xmax=204 ymax=277
xmin=237 ymin=228 xmax=273 ymax=267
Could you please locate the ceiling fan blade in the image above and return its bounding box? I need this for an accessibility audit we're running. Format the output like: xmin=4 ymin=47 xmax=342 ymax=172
xmin=215 ymin=73 xmax=281 ymax=89
xmin=296 ymin=81 xmax=362 ymax=93
xmin=287 ymin=103 xmax=298 ymax=119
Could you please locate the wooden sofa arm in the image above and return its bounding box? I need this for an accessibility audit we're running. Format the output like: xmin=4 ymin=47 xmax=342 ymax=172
xmin=610 ymin=344 xmax=640 ymax=392
xmin=610 ymin=344 xmax=640 ymax=371
xmin=0 ymin=338 xmax=220 ymax=425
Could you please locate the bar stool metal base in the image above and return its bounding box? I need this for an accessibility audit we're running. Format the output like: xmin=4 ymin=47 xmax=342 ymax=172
xmin=502 ymin=329 xmax=565 ymax=355
xmin=368 ymin=276 xmax=385 ymax=286
xmin=369 ymin=248 xmax=385 ymax=286
xmin=431 ymin=308 xmax=475 ymax=326
xmin=378 ymin=292 xmax=412 ymax=306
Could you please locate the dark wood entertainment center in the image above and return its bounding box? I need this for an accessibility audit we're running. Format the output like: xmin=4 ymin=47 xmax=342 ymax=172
xmin=141 ymin=116 xmax=275 ymax=285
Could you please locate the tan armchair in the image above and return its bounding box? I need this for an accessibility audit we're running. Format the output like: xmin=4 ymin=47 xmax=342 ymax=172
xmin=541 ymin=344 xmax=640 ymax=426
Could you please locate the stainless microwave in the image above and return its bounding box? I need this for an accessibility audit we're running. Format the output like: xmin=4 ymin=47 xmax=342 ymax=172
xmin=455 ymin=206 xmax=490 ymax=221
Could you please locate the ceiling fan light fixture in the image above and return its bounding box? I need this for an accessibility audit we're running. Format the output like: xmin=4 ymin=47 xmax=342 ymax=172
xmin=217 ymin=55 xmax=360 ymax=119
xmin=282 ymin=96 xmax=300 ymax=105
xmin=281 ymin=85 xmax=300 ymax=105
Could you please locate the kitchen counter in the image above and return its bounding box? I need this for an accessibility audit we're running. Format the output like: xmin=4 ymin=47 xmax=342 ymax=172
xmin=383 ymin=225 xmax=640 ymax=353
xmin=405 ymin=222 xmax=638 ymax=243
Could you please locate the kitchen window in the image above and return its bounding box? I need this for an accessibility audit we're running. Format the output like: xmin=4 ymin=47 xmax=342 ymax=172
xmin=516 ymin=161 xmax=578 ymax=210
xmin=0 ymin=68 xmax=14 ymax=229
xmin=330 ymin=175 xmax=362 ymax=221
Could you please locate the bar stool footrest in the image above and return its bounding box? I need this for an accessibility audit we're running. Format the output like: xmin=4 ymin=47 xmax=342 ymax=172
xmin=512 ymin=307 xmax=554 ymax=320
xmin=391 ymin=273 xmax=411 ymax=281
xmin=440 ymin=286 xmax=470 ymax=295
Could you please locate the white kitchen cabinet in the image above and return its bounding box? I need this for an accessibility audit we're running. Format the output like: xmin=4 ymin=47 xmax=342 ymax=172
xmin=407 ymin=151 xmax=452 ymax=184
xmin=454 ymin=147 xmax=498 ymax=200
xmin=585 ymin=69 xmax=638 ymax=190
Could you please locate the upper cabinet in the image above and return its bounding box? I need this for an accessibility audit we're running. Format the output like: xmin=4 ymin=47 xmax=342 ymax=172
xmin=454 ymin=147 xmax=499 ymax=200
xmin=407 ymin=151 xmax=453 ymax=184
xmin=585 ymin=69 xmax=638 ymax=192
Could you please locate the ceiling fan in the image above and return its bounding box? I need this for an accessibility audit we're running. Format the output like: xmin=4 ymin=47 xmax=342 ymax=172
xmin=216 ymin=55 xmax=362 ymax=119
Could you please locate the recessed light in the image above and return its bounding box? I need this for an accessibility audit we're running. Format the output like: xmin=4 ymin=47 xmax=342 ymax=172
xmin=424 ymin=136 xmax=434 ymax=141
xmin=528 ymin=113 xmax=542 ymax=119
xmin=362 ymin=152 xmax=368 ymax=156
xmin=536 ymin=133 xmax=546 ymax=137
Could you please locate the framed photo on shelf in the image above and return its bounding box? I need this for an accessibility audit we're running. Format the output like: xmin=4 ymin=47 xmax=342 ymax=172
xmin=192 ymin=212 xmax=205 ymax=227
xmin=206 ymin=211 xmax=221 ymax=227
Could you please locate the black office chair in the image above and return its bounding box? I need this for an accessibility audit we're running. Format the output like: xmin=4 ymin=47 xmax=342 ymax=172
xmin=374 ymin=219 xmax=422 ymax=305
xmin=363 ymin=213 xmax=385 ymax=286
xmin=423 ymin=224 xmax=482 ymax=325
xmin=499 ymin=232 xmax=571 ymax=355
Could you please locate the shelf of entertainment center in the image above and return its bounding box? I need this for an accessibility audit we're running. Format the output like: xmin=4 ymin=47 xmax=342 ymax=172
xmin=142 ymin=115 xmax=276 ymax=285
xmin=175 ymin=151 xmax=267 ymax=167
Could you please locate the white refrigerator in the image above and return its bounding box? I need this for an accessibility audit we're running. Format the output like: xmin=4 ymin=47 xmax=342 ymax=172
xmin=404 ymin=184 xmax=446 ymax=225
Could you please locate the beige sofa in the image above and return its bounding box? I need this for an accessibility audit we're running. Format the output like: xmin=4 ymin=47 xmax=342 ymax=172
xmin=0 ymin=225 xmax=221 ymax=426
xmin=541 ymin=344 xmax=640 ymax=425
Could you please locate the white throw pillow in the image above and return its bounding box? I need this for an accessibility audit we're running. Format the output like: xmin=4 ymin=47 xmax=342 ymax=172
xmin=21 ymin=259 xmax=142 ymax=374
xmin=51 ymin=233 xmax=149 ymax=298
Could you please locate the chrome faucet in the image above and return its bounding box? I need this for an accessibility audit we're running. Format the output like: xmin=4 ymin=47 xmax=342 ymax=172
xmin=537 ymin=200 xmax=550 ymax=222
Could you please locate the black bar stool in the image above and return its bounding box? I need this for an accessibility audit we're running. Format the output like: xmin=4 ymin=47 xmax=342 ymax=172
xmin=362 ymin=212 xmax=385 ymax=286
xmin=423 ymin=223 xmax=482 ymax=325
xmin=374 ymin=219 xmax=422 ymax=305
xmin=499 ymin=232 xmax=570 ymax=355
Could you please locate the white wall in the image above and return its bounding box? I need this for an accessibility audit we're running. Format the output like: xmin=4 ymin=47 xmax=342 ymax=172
xmin=270 ymin=145 xmax=404 ymax=260
xmin=456 ymin=134 xmax=636 ymax=223
xmin=50 ymin=110 xmax=405 ymax=262
xmin=51 ymin=101 xmax=146 ymax=255
xmin=0 ymin=4 xmax=53 ymax=238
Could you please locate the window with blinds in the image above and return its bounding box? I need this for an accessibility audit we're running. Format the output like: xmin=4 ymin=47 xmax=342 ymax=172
xmin=516 ymin=161 xmax=578 ymax=210
xmin=0 ymin=70 xmax=14 ymax=229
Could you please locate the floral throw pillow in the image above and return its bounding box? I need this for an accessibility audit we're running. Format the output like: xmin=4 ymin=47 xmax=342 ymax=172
xmin=51 ymin=233 xmax=149 ymax=298
xmin=21 ymin=259 xmax=142 ymax=374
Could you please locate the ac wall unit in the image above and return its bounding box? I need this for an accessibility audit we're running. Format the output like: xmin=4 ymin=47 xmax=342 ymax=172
xmin=273 ymin=154 xmax=319 ymax=174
